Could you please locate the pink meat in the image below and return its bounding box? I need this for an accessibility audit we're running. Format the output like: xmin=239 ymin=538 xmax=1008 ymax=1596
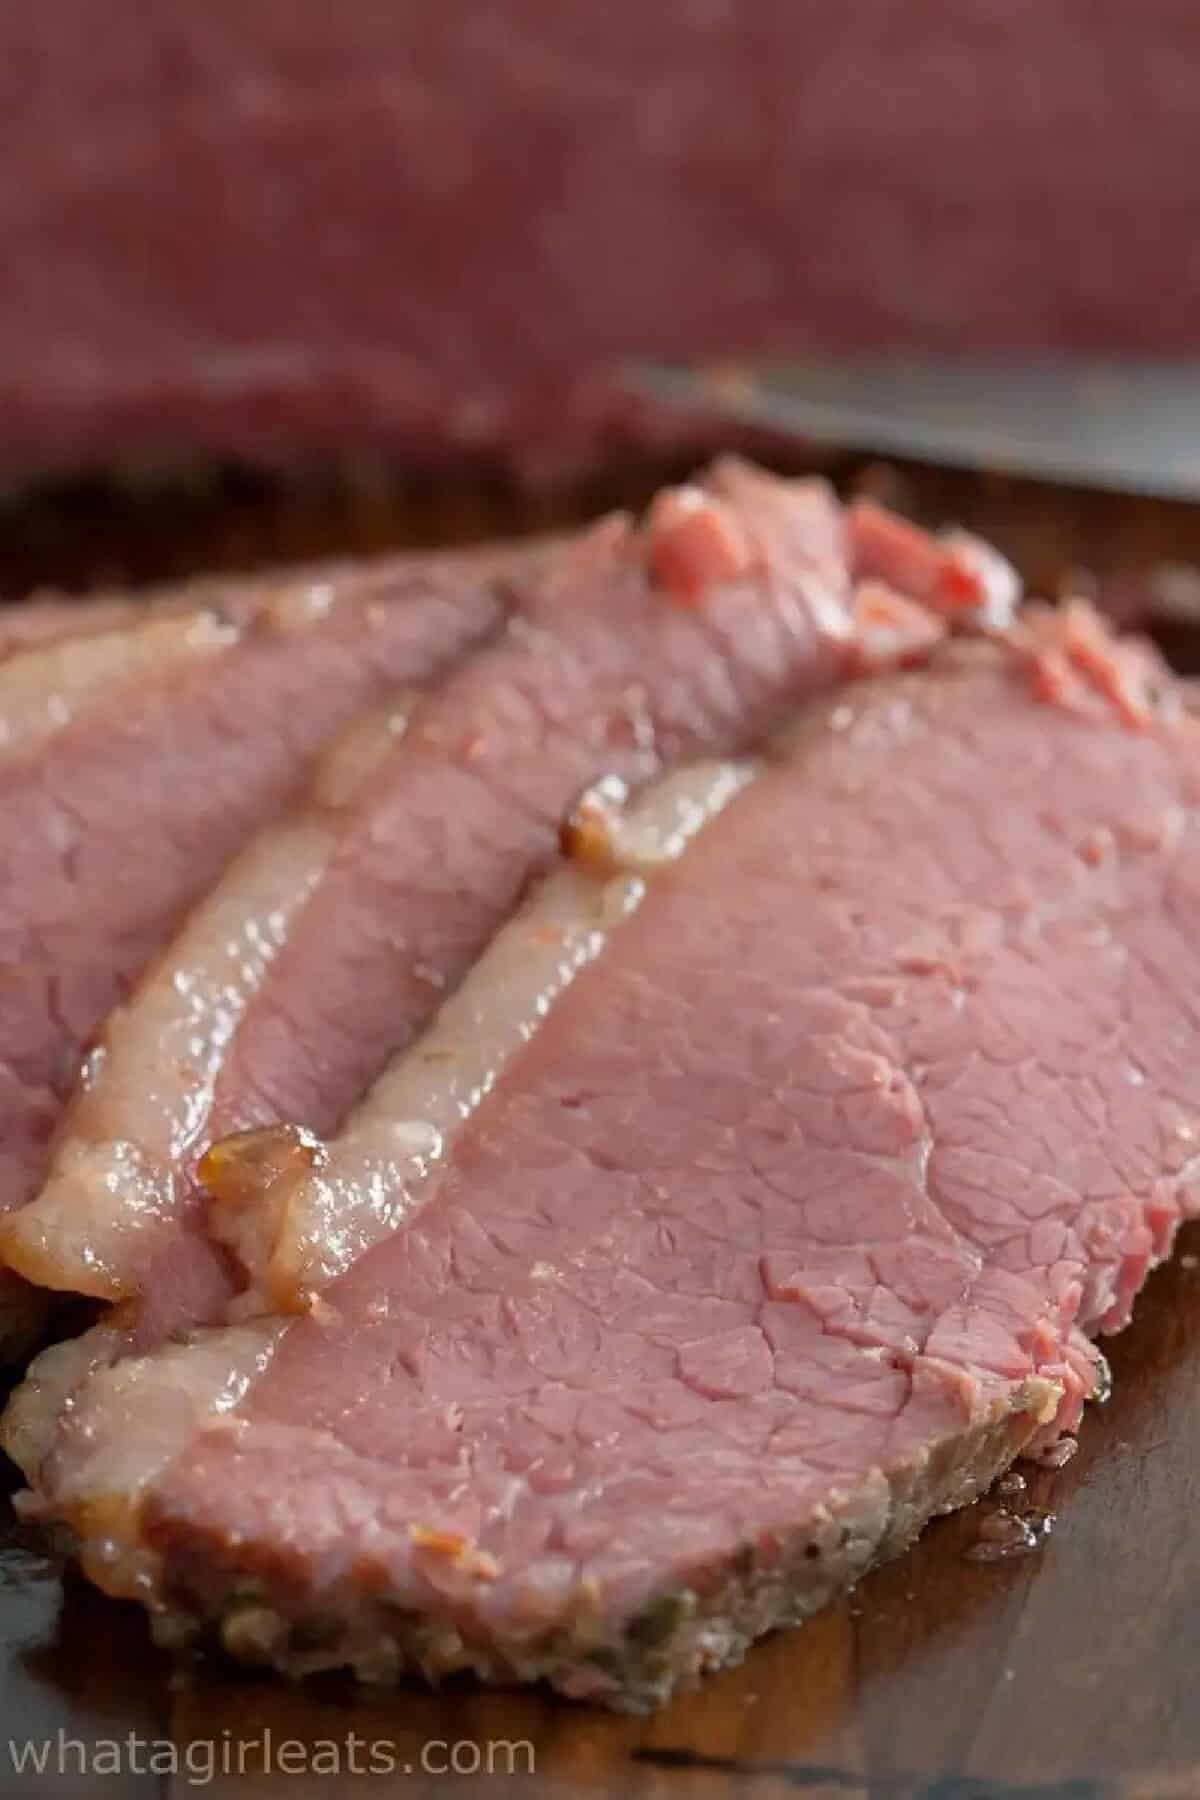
xmin=208 ymin=462 xmax=854 ymax=1139
xmin=1 ymin=5 xmax=1195 ymax=484
xmin=0 ymin=554 xmax=511 ymax=1297
xmin=3 ymin=461 xmax=881 ymax=1330
xmin=26 ymin=631 xmax=1200 ymax=1707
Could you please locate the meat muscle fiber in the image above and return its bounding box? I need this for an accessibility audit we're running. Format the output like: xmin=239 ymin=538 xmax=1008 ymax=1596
xmin=0 ymin=546 xmax=535 ymax=1350
xmin=12 ymin=626 xmax=1199 ymax=1708
xmin=0 ymin=463 xmax=968 ymax=1342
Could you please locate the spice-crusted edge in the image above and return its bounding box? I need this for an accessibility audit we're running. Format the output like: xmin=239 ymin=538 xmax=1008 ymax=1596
xmin=67 ymin=1377 xmax=1057 ymax=1713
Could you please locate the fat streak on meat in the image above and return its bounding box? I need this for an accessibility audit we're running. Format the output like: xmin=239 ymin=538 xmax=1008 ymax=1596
xmin=11 ymin=621 xmax=1199 ymax=1708
xmin=2 ymin=464 xmax=949 ymax=1336
xmin=0 ymin=546 xmax=535 ymax=1349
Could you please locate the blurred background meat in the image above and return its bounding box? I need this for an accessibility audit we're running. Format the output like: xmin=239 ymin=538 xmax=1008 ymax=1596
xmin=2 ymin=2 xmax=1197 ymax=493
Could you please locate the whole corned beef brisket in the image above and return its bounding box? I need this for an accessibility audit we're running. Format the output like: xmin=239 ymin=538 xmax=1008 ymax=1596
xmin=12 ymin=616 xmax=1200 ymax=1709
xmin=1 ymin=4 xmax=1196 ymax=485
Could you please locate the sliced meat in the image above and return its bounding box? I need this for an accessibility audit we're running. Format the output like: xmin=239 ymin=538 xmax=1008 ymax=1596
xmin=0 ymin=573 xmax=284 ymax=667
xmin=1 ymin=462 xmax=906 ymax=1324
xmin=1 ymin=699 xmax=418 ymax=1303
xmin=0 ymin=609 xmax=239 ymax=758
xmin=13 ymin=625 xmax=1200 ymax=1709
xmin=0 ymin=548 xmax=521 ymax=1349
xmin=0 ymin=534 xmax=556 ymax=662
xmin=206 ymin=758 xmax=758 ymax=1313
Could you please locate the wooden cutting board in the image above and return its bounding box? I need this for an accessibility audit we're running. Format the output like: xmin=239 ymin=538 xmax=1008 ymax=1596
xmin=1 ymin=463 xmax=1198 ymax=1799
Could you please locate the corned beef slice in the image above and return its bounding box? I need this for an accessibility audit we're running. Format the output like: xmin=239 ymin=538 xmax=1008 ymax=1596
xmin=16 ymin=630 xmax=1200 ymax=1709
xmin=0 ymin=699 xmax=419 ymax=1306
xmin=0 ymin=549 xmax=517 ymax=1346
xmin=1 ymin=6 xmax=1195 ymax=484
xmin=2 ymin=462 xmax=934 ymax=1320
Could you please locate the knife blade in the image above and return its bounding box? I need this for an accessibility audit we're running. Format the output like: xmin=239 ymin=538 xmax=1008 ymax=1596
xmin=626 ymin=359 xmax=1200 ymax=503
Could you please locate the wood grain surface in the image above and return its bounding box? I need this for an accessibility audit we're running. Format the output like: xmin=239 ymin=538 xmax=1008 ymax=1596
xmin=1 ymin=462 xmax=1198 ymax=1799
